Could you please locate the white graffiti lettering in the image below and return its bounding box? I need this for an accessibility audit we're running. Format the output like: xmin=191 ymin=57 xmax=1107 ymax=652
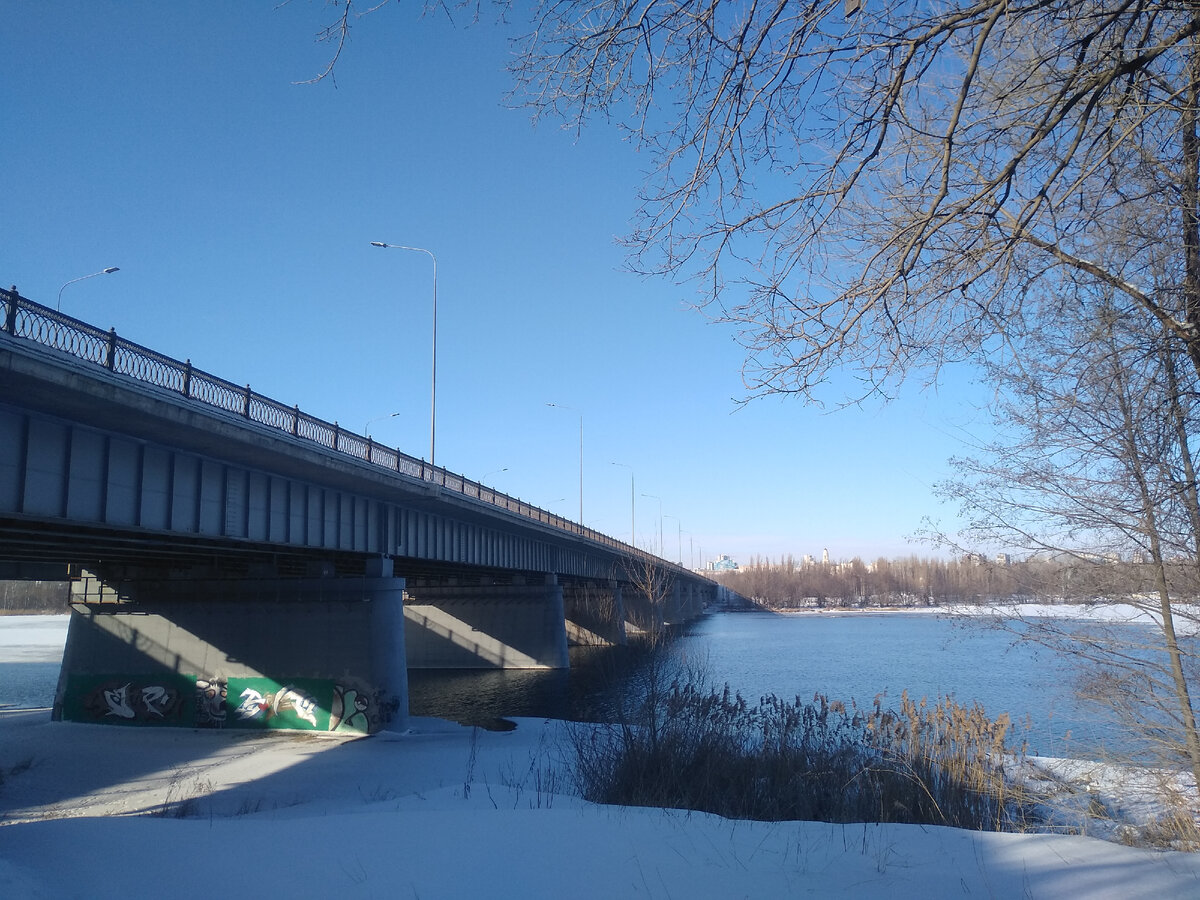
xmin=141 ymin=685 xmax=171 ymax=718
xmin=275 ymin=686 xmax=318 ymax=727
xmin=103 ymin=683 xmax=135 ymax=719
xmin=235 ymin=688 xmax=269 ymax=720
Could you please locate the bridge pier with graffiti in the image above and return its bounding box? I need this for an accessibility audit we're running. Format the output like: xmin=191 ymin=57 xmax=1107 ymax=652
xmin=1 ymin=286 xmax=718 ymax=733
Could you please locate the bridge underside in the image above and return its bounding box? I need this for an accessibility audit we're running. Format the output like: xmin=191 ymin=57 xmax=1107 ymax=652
xmin=0 ymin=340 xmax=712 ymax=733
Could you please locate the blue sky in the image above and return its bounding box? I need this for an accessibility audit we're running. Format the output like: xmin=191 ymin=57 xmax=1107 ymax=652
xmin=2 ymin=2 xmax=992 ymax=564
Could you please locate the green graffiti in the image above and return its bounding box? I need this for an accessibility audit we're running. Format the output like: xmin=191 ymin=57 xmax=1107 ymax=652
xmin=62 ymin=674 xmax=194 ymax=726
xmin=61 ymin=673 xmax=375 ymax=732
xmin=227 ymin=678 xmax=333 ymax=730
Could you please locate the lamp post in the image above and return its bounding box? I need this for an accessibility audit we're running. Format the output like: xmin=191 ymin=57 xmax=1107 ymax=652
xmin=642 ymin=493 xmax=663 ymax=556
xmin=370 ymin=241 xmax=437 ymax=467
xmin=664 ymin=514 xmax=683 ymax=565
xmin=611 ymin=462 xmax=635 ymax=547
xmin=57 ymin=267 xmax=119 ymax=311
xmin=481 ymin=467 xmax=508 ymax=484
xmin=363 ymin=411 xmax=401 ymax=437
xmin=546 ymin=402 xmax=583 ymax=524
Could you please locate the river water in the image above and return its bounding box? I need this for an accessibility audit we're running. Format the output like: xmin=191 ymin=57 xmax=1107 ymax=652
xmin=0 ymin=611 xmax=1141 ymax=758
xmin=410 ymin=609 xmax=1116 ymax=758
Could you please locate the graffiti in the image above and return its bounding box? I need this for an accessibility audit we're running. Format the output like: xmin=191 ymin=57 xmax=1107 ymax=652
xmin=68 ymin=676 xmax=187 ymax=725
xmin=141 ymin=685 xmax=174 ymax=718
xmin=274 ymin=686 xmax=319 ymax=727
xmin=235 ymin=687 xmax=271 ymax=722
xmin=330 ymin=686 xmax=371 ymax=733
xmin=195 ymin=679 xmax=228 ymax=727
xmin=225 ymin=679 xmax=331 ymax=730
xmin=65 ymin=674 xmax=379 ymax=732
xmin=102 ymin=683 xmax=134 ymax=719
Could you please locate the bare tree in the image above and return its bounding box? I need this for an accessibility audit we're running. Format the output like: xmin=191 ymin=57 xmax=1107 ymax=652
xmin=937 ymin=291 xmax=1200 ymax=794
xmin=620 ymin=552 xmax=674 ymax=638
xmin=294 ymin=4 xmax=1200 ymax=399
xmin=499 ymin=2 xmax=1200 ymax=403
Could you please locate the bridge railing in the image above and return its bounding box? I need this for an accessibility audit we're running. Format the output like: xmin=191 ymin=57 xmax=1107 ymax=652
xmin=1 ymin=286 xmax=681 ymax=572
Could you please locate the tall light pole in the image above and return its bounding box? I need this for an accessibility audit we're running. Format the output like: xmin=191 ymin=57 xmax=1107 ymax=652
xmin=642 ymin=493 xmax=663 ymax=555
xmin=611 ymin=462 xmax=635 ymax=547
xmin=371 ymin=241 xmax=437 ymax=467
xmin=546 ymin=402 xmax=583 ymax=524
xmin=664 ymin=514 xmax=682 ymax=565
xmin=57 ymin=267 xmax=119 ymax=311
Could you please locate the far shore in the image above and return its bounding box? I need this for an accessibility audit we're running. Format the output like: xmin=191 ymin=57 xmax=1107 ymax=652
xmin=754 ymin=600 xmax=1200 ymax=631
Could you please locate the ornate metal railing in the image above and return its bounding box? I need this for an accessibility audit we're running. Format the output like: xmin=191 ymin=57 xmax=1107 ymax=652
xmin=1 ymin=285 xmax=668 ymax=566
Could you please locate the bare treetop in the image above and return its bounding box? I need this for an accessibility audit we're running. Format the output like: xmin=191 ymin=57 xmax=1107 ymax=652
xmin=503 ymin=1 xmax=1200 ymax=400
xmin=297 ymin=2 xmax=1200 ymax=402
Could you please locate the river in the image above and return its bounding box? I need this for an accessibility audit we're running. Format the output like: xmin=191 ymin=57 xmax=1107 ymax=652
xmin=410 ymin=609 xmax=1120 ymax=758
xmin=0 ymin=610 xmax=1150 ymax=758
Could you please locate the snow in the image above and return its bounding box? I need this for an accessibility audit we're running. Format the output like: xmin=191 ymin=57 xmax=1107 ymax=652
xmin=947 ymin=601 xmax=1200 ymax=634
xmin=1 ymin=710 xmax=1199 ymax=899
xmin=3 ymin=612 xmax=1200 ymax=898
xmin=780 ymin=600 xmax=1200 ymax=634
xmin=0 ymin=615 xmax=68 ymax=663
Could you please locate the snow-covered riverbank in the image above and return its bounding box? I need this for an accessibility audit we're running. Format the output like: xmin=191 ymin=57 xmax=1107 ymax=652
xmin=4 ymin=611 xmax=1200 ymax=897
xmin=776 ymin=600 xmax=1200 ymax=633
xmin=3 ymin=710 xmax=1200 ymax=899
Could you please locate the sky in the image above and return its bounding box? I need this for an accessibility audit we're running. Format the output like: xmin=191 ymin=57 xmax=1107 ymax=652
xmin=1 ymin=2 xmax=995 ymax=565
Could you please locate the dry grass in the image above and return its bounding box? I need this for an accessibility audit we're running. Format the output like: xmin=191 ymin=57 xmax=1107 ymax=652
xmin=572 ymin=678 xmax=1043 ymax=831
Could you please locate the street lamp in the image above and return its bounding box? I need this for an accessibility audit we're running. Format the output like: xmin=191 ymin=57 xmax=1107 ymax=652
xmin=664 ymin=514 xmax=683 ymax=565
xmin=546 ymin=402 xmax=583 ymax=524
xmin=57 ymin=267 xmax=119 ymax=311
xmin=611 ymin=462 xmax=635 ymax=547
xmin=641 ymin=493 xmax=663 ymax=556
xmin=370 ymin=241 xmax=437 ymax=467
xmin=363 ymin=411 xmax=401 ymax=437
xmin=481 ymin=467 xmax=509 ymax=484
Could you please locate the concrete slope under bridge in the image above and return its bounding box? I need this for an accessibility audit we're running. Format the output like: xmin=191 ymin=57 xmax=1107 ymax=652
xmin=0 ymin=286 xmax=720 ymax=733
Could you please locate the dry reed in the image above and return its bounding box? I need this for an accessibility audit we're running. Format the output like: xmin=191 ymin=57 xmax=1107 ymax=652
xmin=572 ymin=677 xmax=1042 ymax=831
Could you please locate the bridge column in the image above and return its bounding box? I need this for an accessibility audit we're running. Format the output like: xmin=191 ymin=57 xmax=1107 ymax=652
xmin=676 ymin=582 xmax=703 ymax=621
xmin=53 ymin=571 xmax=408 ymax=733
xmin=663 ymin=580 xmax=687 ymax=624
xmin=562 ymin=580 xmax=626 ymax=646
xmin=403 ymin=573 xmax=569 ymax=668
xmin=622 ymin=584 xmax=666 ymax=637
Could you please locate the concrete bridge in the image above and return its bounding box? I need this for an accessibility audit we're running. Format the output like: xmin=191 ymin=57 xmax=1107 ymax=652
xmin=0 ymin=285 xmax=716 ymax=734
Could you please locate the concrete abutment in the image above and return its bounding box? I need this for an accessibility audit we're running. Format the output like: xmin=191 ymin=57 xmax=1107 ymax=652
xmin=54 ymin=571 xmax=409 ymax=733
xmin=402 ymin=573 xmax=569 ymax=669
xmin=562 ymin=580 xmax=626 ymax=646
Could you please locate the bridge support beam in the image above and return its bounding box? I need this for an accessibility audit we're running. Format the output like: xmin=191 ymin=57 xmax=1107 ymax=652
xmin=666 ymin=581 xmax=703 ymax=623
xmin=562 ymin=580 xmax=626 ymax=646
xmin=622 ymin=585 xmax=666 ymax=637
xmin=402 ymin=573 xmax=569 ymax=669
xmin=53 ymin=572 xmax=408 ymax=733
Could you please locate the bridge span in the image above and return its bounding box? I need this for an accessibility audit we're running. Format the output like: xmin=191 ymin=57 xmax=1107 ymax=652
xmin=1 ymin=286 xmax=718 ymax=733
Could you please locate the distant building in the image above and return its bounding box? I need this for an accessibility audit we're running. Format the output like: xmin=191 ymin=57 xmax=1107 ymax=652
xmin=802 ymin=554 xmax=814 ymax=567
xmin=995 ymin=553 xmax=1010 ymax=566
xmin=708 ymin=554 xmax=739 ymax=572
xmin=822 ymin=548 xmax=829 ymax=565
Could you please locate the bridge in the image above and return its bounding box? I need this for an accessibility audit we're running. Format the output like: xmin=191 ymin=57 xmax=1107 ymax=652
xmin=0 ymin=285 xmax=718 ymax=734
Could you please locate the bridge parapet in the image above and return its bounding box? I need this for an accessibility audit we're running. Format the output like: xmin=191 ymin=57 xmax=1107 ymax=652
xmin=3 ymin=282 xmax=717 ymax=732
xmin=1 ymin=285 xmax=689 ymax=577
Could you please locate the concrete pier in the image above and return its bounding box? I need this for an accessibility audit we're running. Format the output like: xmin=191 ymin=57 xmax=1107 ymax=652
xmin=402 ymin=574 xmax=569 ymax=669
xmin=53 ymin=574 xmax=409 ymax=733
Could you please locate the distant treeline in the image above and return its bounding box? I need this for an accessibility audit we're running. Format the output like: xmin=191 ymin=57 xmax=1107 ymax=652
xmin=711 ymin=554 xmax=1200 ymax=608
xmin=0 ymin=581 xmax=70 ymax=614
